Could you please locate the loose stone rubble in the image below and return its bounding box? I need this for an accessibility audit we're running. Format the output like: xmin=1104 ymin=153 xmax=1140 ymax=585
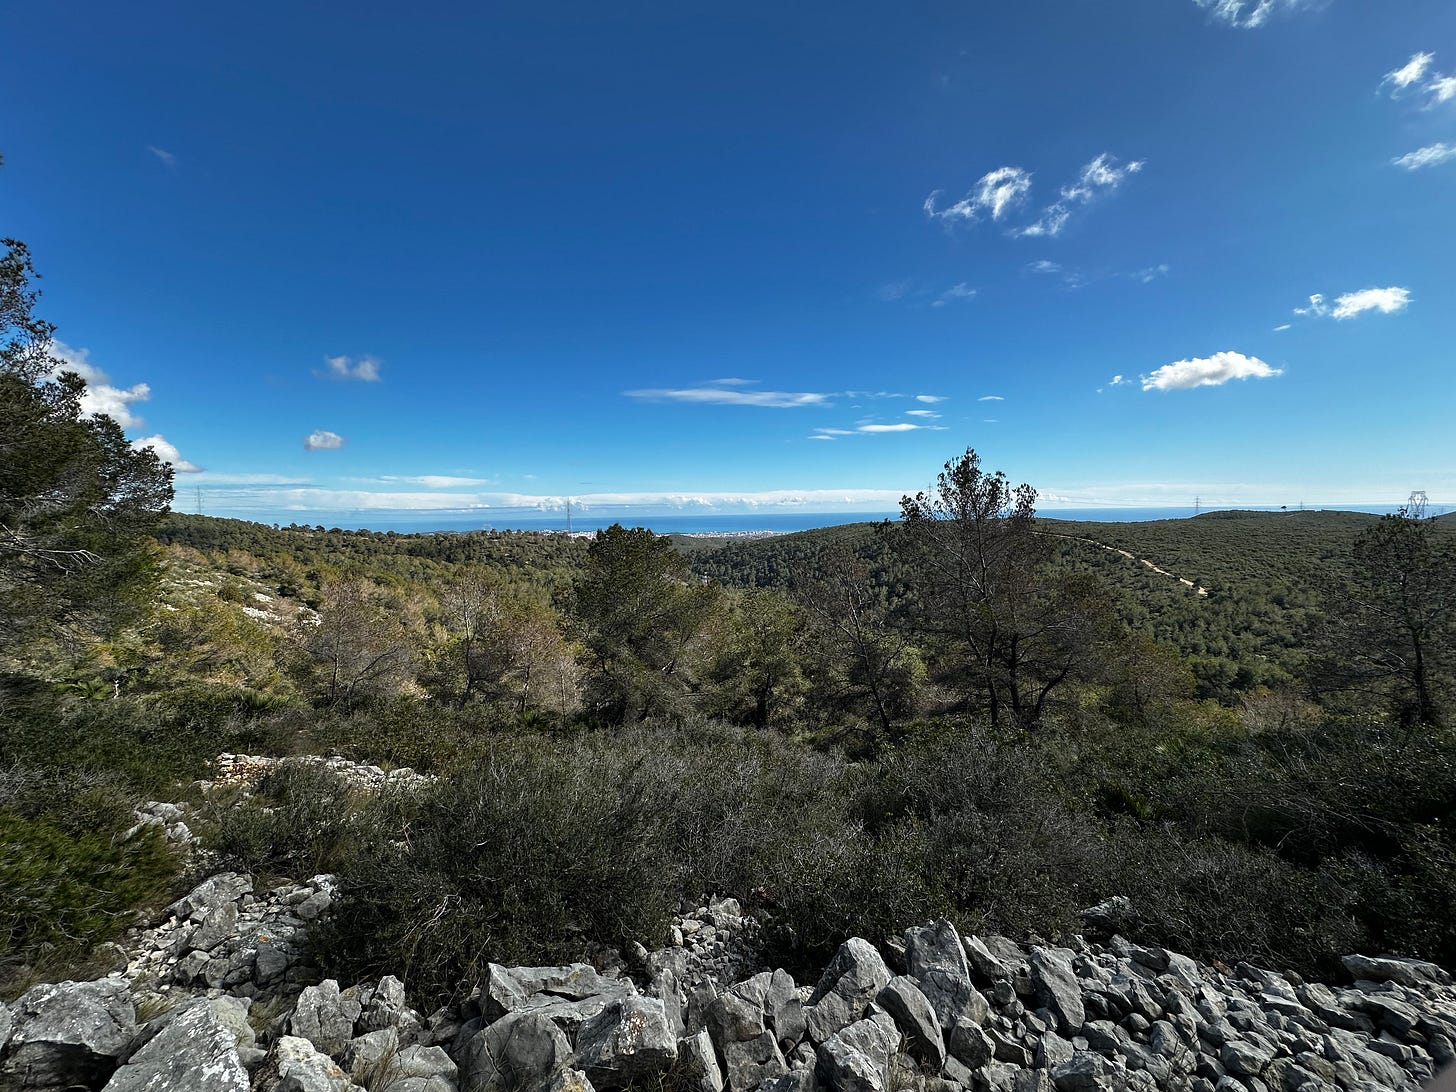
xmin=201 ymin=754 xmax=435 ymax=796
xmin=3 ymin=870 xmax=1454 ymax=1092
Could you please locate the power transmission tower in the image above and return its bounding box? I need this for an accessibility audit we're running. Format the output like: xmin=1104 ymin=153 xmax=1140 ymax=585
xmin=1194 ymin=496 xmax=1201 ymax=516
xmin=1408 ymin=490 xmax=1428 ymax=518
xmin=196 ymin=487 xmax=203 ymax=515
xmin=565 ymin=497 xmax=573 ymax=534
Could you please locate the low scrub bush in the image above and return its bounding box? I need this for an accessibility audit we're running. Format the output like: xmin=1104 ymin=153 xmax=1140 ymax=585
xmin=198 ymin=762 xmax=363 ymax=878
xmin=0 ymin=766 xmax=179 ymax=994
xmin=317 ymin=736 xmax=679 ymax=1003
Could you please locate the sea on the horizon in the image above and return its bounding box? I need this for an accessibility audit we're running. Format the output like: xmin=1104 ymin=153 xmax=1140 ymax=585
xmin=247 ymin=504 xmax=1427 ymax=536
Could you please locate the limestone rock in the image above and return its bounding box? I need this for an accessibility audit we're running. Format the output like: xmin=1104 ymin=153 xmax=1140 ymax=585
xmin=814 ymin=1013 xmax=898 ymax=1092
xmin=876 ymin=976 xmax=945 ymax=1069
xmin=290 ymin=981 xmax=364 ymax=1057
xmin=1342 ymin=954 xmax=1452 ymax=989
xmin=260 ymin=1035 xmax=363 ymax=1092
xmin=679 ymin=1029 xmax=725 ymax=1092
xmin=722 ymin=1031 xmax=788 ymax=1092
xmin=904 ymin=921 xmax=983 ymax=1030
xmin=805 ymin=939 xmax=892 ymax=1044
xmin=575 ymin=995 xmax=678 ymax=1091
xmin=1029 ymin=949 xmax=1084 ymax=1037
xmin=1 ymin=978 xmax=136 ymax=1091
xmin=102 ymin=1002 xmax=249 ymax=1091
xmin=460 ymin=1010 xmax=572 ymax=1092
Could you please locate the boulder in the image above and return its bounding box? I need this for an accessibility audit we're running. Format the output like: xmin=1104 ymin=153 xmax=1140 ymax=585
xmin=963 ymin=936 xmax=1012 ymax=983
xmin=102 ymin=1002 xmax=250 ymax=1091
xmin=875 ymin=977 xmax=944 ymax=1069
xmin=343 ymin=1028 xmax=399 ymax=1082
xmin=460 ymin=1011 xmax=573 ymax=1092
xmin=721 ymin=1031 xmax=788 ymax=1092
xmin=290 ymin=981 xmax=364 ymax=1057
xmin=814 ymin=1013 xmax=898 ymax=1092
xmin=170 ymin=873 xmax=253 ymax=921
xmin=946 ymin=1019 xmax=993 ymax=1069
xmin=1342 ymin=954 xmax=1452 ymax=989
xmin=1 ymin=978 xmax=136 ymax=1091
xmin=904 ymin=920 xmax=983 ymax=1030
xmin=484 ymin=965 xmax=630 ymax=1022
xmin=188 ymin=901 xmax=240 ymax=954
xmin=1029 ymin=949 xmax=1085 ymax=1036
xmin=260 ymin=1036 xmax=363 ymax=1092
xmin=805 ymin=939 xmax=892 ymax=1043
xmin=679 ymin=1029 xmax=725 ymax=1092
xmin=575 ymin=995 xmax=678 ymax=1091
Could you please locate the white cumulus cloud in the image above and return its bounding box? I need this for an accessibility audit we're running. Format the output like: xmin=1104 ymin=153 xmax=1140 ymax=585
xmin=47 ymin=342 xmax=151 ymax=429
xmin=131 ymin=434 xmax=201 ymax=473
xmin=1142 ymin=351 xmax=1283 ymax=391
xmin=305 ymin=430 xmax=346 ymax=451
xmin=1330 ymin=286 xmax=1411 ymax=319
xmin=1393 ymin=142 xmax=1456 ymax=170
xmin=318 ymin=354 xmax=382 ymax=382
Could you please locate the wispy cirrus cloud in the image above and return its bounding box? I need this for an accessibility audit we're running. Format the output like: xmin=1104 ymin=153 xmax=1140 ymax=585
xmin=1393 ymin=143 xmax=1456 ymax=170
xmin=376 ymin=475 xmax=495 ymax=488
xmin=931 ymin=283 xmax=977 ymax=307
xmin=305 ymin=430 xmax=346 ymax=451
xmin=1427 ymin=76 xmax=1456 ymax=107
xmin=915 ymin=394 xmax=946 ymax=403
xmin=923 ymin=167 xmax=1032 ymax=225
xmin=1132 ymin=264 xmax=1170 ymax=284
xmin=625 ymin=379 xmax=830 ymax=408
xmin=317 ymin=354 xmax=382 ymax=382
xmin=1192 ymin=0 xmax=1316 ymax=30
xmin=1015 ymin=154 xmax=1144 ymax=239
xmin=1381 ymin=51 xmax=1456 ymax=113
xmin=1384 ymin=53 xmax=1435 ymax=94
xmin=1295 ymin=286 xmax=1411 ymax=320
xmin=1142 ymin=351 xmax=1282 ymax=392
xmin=811 ymin=417 xmax=948 ymax=441
xmin=928 ymin=155 xmax=1142 ymax=240
xmin=978 ymin=395 xmax=1004 ymax=402
xmin=146 ymin=145 xmax=178 ymax=170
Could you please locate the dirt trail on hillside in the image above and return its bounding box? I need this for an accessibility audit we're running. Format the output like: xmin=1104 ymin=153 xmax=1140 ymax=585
xmin=1044 ymin=533 xmax=1210 ymax=597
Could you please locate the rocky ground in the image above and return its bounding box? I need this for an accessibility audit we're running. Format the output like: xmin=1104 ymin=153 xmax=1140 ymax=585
xmin=3 ymin=758 xmax=1454 ymax=1092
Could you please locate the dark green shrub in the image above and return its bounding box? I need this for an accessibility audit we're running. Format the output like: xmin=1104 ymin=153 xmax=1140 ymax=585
xmin=0 ymin=766 xmax=179 ymax=994
xmin=317 ymin=737 xmax=679 ymax=1004
xmin=198 ymin=762 xmax=361 ymax=878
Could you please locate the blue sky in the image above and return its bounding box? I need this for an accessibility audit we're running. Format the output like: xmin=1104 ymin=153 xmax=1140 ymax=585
xmin=3 ymin=0 xmax=1453 ymax=524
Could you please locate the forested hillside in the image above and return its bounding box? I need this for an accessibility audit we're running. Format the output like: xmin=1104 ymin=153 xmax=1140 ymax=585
xmin=684 ymin=510 xmax=1456 ymax=702
xmin=4 ymin=233 xmax=1455 ymax=1068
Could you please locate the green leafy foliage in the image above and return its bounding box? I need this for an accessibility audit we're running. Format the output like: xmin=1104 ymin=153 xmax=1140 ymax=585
xmin=1 ymin=239 xmax=173 ymax=663
xmin=0 ymin=767 xmax=178 ymax=991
